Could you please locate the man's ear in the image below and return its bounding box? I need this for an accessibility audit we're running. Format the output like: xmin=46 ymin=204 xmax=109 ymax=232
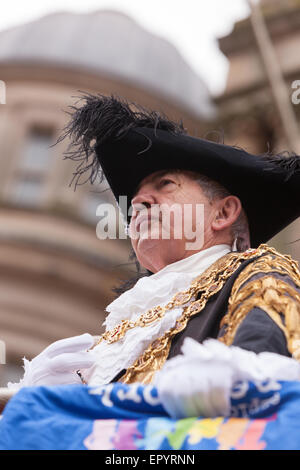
xmin=211 ymin=196 xmax=242 ymax=232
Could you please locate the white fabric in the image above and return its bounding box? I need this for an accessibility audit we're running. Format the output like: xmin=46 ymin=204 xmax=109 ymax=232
xmin=154 ymin=337 xmax=300 ymax=419
xmin=7 ymin=334 xmax=96 ymax=390
xmin=7 ymin=244 xmax=231 ymax=389
xmin=81 ymin=244 xmax=232 ymax=386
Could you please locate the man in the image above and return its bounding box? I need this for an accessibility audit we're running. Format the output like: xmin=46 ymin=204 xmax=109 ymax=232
xmin=7 ymin=94 xmax=300 ymax=418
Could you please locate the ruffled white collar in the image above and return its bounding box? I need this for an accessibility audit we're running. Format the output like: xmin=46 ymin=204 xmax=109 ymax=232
xmin=83 ymin=244 xmax=232 ymax=386
xmin=104 ymin=244 xmax=231 ymax=330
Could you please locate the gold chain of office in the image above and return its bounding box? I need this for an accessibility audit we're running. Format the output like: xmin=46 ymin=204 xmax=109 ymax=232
xmin=91 ymin=244 xmax=279 ymax=350
xmin=120 ymin=244 xmax=300 ymax=384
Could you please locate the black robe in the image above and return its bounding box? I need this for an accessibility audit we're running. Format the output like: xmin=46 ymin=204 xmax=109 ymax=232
xmin=167 ymin=255 xmax=292 ymax=359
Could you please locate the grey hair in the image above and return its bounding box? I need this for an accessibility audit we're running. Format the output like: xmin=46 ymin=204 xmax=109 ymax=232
xmin=191 ymin=173 xmax=250 ymax=252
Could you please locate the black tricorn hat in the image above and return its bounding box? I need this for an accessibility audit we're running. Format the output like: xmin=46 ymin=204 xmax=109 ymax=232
xmin=60 ymin=93 xmax=300 ymax=248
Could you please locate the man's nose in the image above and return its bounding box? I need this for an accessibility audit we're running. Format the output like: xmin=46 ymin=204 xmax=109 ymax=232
xmin=131 ymin=190 xmax=156 ymax=212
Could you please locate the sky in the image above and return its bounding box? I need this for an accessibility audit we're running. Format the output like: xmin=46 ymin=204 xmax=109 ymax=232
xmin=0 ymin=0 xmax=255 ymax=95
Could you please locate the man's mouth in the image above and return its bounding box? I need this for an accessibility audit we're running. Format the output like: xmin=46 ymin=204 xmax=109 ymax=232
xmin=134 ymin=211 xmax=160 ymax=232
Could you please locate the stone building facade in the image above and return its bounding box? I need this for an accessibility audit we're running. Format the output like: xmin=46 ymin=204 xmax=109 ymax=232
xmin=0 ymin=10 xmax=214 ymax=384
xmin=215 ymin=0 xmax=300 ymax=260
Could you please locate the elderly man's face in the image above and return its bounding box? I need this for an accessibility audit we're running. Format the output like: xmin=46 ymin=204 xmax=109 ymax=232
xmin=129 ymin=170 xmax=218 ymax=272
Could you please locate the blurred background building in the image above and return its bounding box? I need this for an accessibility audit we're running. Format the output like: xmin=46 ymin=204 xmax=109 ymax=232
xmin=0 ymin=9 xmax=215 ymax=384
xmin=0 ymin=0 xmax=299 ymax=385
xmin=215 ymin=0 xmax=300 ymax=256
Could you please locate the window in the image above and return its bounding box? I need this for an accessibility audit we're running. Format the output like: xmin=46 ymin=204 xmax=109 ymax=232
xmin=11 ymin=128 xmax=54 ymax=207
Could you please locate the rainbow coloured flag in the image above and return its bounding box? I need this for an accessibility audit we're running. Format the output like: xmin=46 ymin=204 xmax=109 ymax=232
xmin=0 ymin=379 xmax=300 ymax=450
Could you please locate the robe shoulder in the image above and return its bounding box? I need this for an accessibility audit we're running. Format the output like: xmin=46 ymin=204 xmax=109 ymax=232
xmin=218 ymin=247 xmax=300 ymax=360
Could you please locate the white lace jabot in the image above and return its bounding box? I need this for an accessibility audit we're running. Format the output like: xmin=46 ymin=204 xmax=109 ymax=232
xmin=104 ymin=244 xmax=231 ymax=329
xmin=82 ymin=244 xmax=232 ymax=386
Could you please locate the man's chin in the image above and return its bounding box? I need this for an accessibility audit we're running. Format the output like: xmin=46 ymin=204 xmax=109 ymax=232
xmin=136 ymin=234 xmax=161 ymax=253
xmin=135 ymin=236 xmax=185 ymax=268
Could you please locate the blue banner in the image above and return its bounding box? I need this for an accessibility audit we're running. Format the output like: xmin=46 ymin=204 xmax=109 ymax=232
xmin=0 ymin=379 xmax=300 ymax=450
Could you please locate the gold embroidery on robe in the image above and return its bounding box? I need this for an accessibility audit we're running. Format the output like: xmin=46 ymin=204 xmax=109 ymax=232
xmin=219 ymin=249 xmax=300 ymax=361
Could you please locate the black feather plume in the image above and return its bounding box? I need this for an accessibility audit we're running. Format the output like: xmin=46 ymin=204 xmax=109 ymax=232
xmin=262 ymin=151 xmax=300 ymax=181
xmin=56 ymin=93 xmax=187 ymax=188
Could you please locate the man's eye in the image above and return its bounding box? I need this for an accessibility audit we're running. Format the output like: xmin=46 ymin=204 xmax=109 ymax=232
xmin=160 ymin=179 xmax=175 ymax=186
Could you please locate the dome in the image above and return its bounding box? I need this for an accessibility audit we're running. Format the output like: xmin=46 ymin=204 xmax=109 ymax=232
xmin=0 ymin=10 xmax=215 ymax=119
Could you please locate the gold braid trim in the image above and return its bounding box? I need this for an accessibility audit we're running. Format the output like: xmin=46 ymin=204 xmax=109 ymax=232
xmin=228 ymin=250 xmax=300 ymax=302
xmin=119 ymin=245 xmax=270 ymax=384
xmin=219 ymin=250 xmax=300 ymax=361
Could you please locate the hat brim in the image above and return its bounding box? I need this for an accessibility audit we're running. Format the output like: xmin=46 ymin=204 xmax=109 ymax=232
xmin=97 ymin=127 xmax=300 ymax=248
